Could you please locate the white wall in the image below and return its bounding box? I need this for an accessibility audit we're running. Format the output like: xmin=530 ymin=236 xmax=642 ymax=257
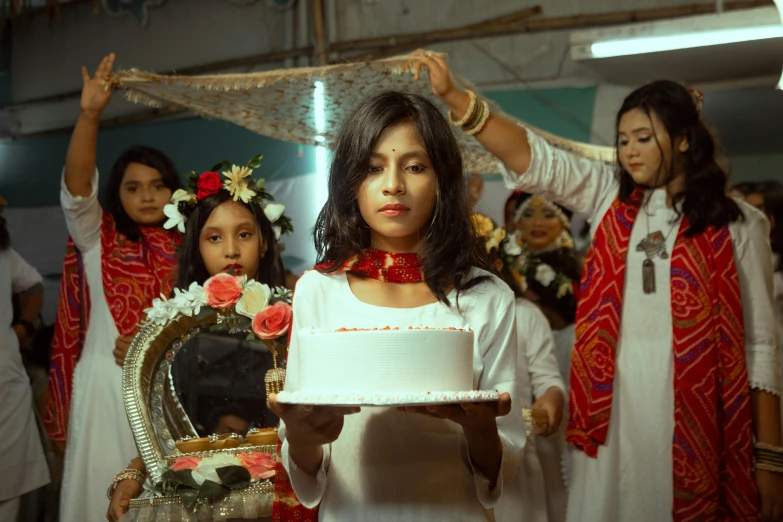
xmin=12 ymin=0 xmax=292 ymax=133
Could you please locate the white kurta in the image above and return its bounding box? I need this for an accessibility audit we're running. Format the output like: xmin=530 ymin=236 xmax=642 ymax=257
xmin=495 ymin=299 xmax=566 ymax=522
xmin=502 ymin=128 xmax=780 ymax=522
xmin=59 ymin=173 xmax=139 ymax=522
xmin=280 ymin=269 xmax=526 ymax=522
xmin=774 ymin=270 xmax=783 ymax=427
xmin=0 ymin=248 xmax=50 ymax=501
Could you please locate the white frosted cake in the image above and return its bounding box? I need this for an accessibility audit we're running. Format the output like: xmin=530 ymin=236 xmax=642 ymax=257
xmin=277 ymin=327 xmax=500 ymax=406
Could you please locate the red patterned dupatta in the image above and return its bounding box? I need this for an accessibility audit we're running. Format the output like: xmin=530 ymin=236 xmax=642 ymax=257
xmin=45 ymin=212 xmax=179 ymax=443
xmin=272 ymin=248 xmax=423 ymax=521
xmin=567 ymin=190 xmax=758 ymax=521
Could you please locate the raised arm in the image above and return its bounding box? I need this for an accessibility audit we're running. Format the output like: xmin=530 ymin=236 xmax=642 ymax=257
xmin=414 ymin=52 xmax=532 ymax=176
xmin=65 ymin=53 xmax=115 ymax=198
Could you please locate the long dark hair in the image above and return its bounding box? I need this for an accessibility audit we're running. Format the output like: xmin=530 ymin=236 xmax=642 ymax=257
xmin=314 ymin=91 xmax=485 ymax=305
xmin=616 ymin=80 xmax=741 ymax=236
xmin=105 ymin=146 xmax=183 ymax=242
xmin=523 ymin=249 xmax=581 ymax=325
xmin=759 ymin=180 xmax=783 ymax=272
xmin=175 ymin=190 xmax=285 ymax=289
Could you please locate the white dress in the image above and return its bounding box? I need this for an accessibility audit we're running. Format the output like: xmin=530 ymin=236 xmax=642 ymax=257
xmin=0 ymin=249 xmax=50 ymax=502
xmin=280 ymin=269 xmax=526 ymax=522
xmin=59 ymin=172 xmax=140 ymax=522
xmin=495 ymin=299 xmax=565 ymax=522
xmin=774 ymin=270 xmax=783 ymax=428
xmin=502 ymin=128 xmax=780 ymax=522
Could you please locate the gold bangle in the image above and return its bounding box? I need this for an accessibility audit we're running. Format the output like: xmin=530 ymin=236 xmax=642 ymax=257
xmin=465 ymin=100 xmax=491 ymax=136
xmin=756 ymin=462 xmax=783 ymax=474
xmin=106 ymin=468 xmax=146 ymax=500
xmin=448 ymin=90 xmax=477 ymax=127
xmin=755 ymin=442 xmax=783 ymax=454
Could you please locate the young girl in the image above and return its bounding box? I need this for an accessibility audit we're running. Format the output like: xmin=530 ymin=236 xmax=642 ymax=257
xmin=50 ymin=54 xmax=183 ymax=522
xmin=417 ymin=53 xmax=783 ymax=521
xmin=473 ymin=214 xmax=566 ymax=522
xmin=268 ymin=91 xmax=525 ymax=521
xmin=106 ymin=163 xmax=289 ymax=522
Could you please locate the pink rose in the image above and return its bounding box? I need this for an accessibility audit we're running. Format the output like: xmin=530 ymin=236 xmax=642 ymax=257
xmin=239 ymin=452 xmax=275 ymax=481
xmin=252 ymin=302 xmax=293 ymax=340
xmin=171 ymin=456 xmax=202 ymax=472
xmin=204 ymin=273 xmax=244 ymax=310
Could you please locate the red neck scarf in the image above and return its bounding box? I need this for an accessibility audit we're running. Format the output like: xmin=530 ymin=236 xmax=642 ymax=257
xmin=322 ymin=247 xmax=424 ymax=282
xmin=46 ymin=212 xmax=178 ymax=443
xmin=567 ymin=190 xmax=757 ymax=521
xmin=272 ymin=248 xmax=423 ymax=521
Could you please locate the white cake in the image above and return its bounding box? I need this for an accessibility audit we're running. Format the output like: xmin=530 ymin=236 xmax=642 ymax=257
xmin=297 ymin=327 xmax=474 ymax=394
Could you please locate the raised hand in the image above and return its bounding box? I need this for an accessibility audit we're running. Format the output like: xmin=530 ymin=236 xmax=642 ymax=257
xmin=412 ymin=50 xmax=467 ymax=109
xmin=81 ymin=53 xmax=116 ymax=117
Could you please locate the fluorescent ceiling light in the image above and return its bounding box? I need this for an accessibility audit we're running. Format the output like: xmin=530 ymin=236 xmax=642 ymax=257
xmin=590 ymin=25 xmax=783 ymax=58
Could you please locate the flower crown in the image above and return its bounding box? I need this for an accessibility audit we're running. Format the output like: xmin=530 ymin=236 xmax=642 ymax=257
xmin=163 ymin=154 xmax=294 ymax=240
xmin=514 ymin=253 xmax=575 ymax=301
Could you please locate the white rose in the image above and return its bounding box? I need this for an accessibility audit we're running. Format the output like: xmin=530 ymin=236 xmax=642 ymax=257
xmin=534 ymin=264 xmax=556 ymax=287
xmin=192 ymin=453 xmax=241 ymax=486
xmin=236 ymin=280 xmax=272 ymax=319
xmin=263 ymin=202 xmax=286 ymax=224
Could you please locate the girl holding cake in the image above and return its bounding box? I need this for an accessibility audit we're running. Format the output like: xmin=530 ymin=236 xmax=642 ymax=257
xmin=473 ymin=214 xmax=568 ymax=522
xmin=106 ymin=159 xmax=289 ymax=521
xmin=416 ymin=52 xmax=783 ymax=521
xmin=268 ymin=91 xmax=526 ymax=521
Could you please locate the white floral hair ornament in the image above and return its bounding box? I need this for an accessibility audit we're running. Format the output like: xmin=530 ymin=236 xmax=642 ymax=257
xmin=163 ymin=154 xmax=293 ymax=240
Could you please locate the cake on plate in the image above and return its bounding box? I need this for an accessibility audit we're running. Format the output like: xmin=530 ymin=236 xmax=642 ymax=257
xmin=276 ymin=327 xmax=500 ymax=406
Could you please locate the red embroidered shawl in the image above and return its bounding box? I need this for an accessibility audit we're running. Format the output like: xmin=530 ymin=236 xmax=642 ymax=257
xmin=567 ymin=191 xmax=758 ymax=521
xmin=45 ymin=212 xmax=178 ymax=443
xmin=272 ymin=248 xmax=423 ymax=521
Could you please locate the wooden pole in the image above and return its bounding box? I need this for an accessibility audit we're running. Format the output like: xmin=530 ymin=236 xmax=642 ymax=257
xmin=313 ymin=0 xmax=329 ymax=65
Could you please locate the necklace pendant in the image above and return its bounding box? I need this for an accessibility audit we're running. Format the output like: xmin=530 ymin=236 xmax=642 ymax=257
xmin=659 ymin=250 xmax=669 ymax=260
xmin=642 ymin=258 xmax=656 ymax=294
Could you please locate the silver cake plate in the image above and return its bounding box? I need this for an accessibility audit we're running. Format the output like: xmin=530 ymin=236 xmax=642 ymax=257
xmin=275 ymin=389 xmax=501 ymax=407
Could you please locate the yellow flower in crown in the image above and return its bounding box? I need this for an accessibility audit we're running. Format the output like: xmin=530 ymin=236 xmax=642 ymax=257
xmin=471 ymin=214 xmax=495 ymax=238
xmin=223 ymin=165 xmax=257 ymax=203
xmin=485 ymin=226 xmax=506 ymax=253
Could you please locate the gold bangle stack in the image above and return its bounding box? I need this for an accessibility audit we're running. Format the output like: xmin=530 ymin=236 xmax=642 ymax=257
xmin=106 ymin=468 xmax=146 ymax=500
xmin=448 ymin=90 xmax=491 ymax=136
xmin=754 ymin=442 xmax=783 ymax=474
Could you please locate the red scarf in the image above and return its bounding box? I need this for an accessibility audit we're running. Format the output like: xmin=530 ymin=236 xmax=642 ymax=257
xmin=272 ymin=248 xmax=423 ymax=521
xmin=567 ymin=191 xmax=757 ymax=521
xmin=45 ymin=212 xmax=179 ymax=443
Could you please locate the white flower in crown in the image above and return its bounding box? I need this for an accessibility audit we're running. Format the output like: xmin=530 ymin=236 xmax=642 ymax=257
xmin=503 ymin=231 xmax=523 ymax=257
xmin=163 ymin=203 xmax=186 ymax=233
xmin=171 ymin=282 xmax=206 ymax=317
xmin=224 ymin=165 xmax=257 ymax=204
xmin=191 ymin=453 xmax=241 ymax=486
xmin=556 ymin=280 xmax=573 ymax=298
xmin=264 ymin=202 xmax=285 ymax=223
xmin=485 ymin=227 xmax=506 ymax=253
xmin=171 ymin=188 xmax=196 ymax=205
xmin=534 ymin=263 xmax=556 ymax=287
xmin=236 ymin=280 xmax=272 ymax=319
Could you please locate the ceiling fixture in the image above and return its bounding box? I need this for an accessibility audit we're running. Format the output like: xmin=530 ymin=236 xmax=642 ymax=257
xmin=589 ymin=25 xmax=783 ymax=59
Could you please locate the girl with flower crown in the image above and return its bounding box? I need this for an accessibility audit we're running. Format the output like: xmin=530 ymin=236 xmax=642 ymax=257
xmin=267 ymin=91 xmax=525 ymax=521
xmin=416 ymin=52 xmax=783 ymax=521
xmin=509 ymin=193 xmax=583 ymax=384
xmin=473 ymin=213 xmax=567 ymax=522
xmin=106 ymin=157 xmax=291 ymax=522
xmin=51 ymin=54 xmax=184 ymax=522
